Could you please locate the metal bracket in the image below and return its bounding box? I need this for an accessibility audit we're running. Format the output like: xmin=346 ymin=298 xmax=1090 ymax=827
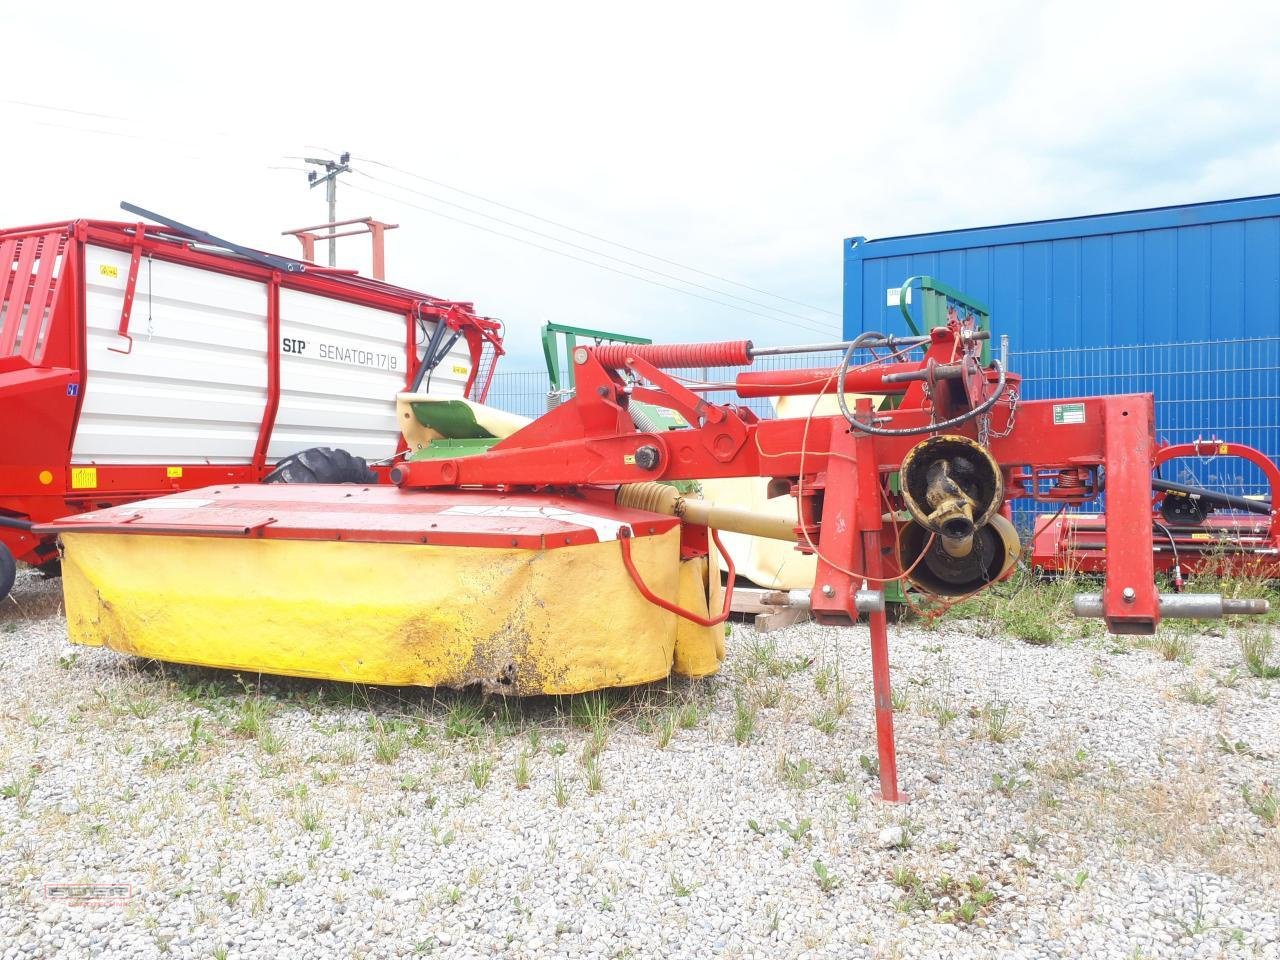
xmin=108 ymin=226 xmax=145 ymax=355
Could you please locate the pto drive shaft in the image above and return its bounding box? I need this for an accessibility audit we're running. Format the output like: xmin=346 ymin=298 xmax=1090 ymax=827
xmin=616 ymin=483 xmax=798 ymax=542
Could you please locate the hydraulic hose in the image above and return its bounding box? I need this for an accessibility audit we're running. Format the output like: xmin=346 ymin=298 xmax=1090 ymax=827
xmin=618 ymin=527 xmax=736 ymax=627
xmin=0 ymin=516 xmax=34 ymax=532
xmin=1153 ymin=478 xmax=1271 ymax=516
xmin=837 ymin=331 xmax=1008 ymax=437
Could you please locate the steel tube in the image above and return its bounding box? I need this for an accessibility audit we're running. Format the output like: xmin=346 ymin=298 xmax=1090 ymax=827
xmin=616 ymin=482 xmax=798 ymax=542
xmin=1073 ymin=592 xmax=1270 ymax=619
xmin=735 ymin=361 xmax=928 ymax=399
xmin=880 ymin=361 xmax=967 ymax=385
xmin=746 ymin=331 xmax=988 ymax=358
xmin=748 ymin=336 xmax=930 ymax=357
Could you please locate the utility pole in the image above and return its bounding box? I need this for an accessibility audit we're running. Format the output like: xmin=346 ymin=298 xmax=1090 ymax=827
xmin=303 ymin=153 xmax=351 ymax=266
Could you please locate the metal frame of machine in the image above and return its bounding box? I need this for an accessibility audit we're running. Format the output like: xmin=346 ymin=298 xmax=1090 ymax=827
xmin=380 ymin=324 xmax=1165 ymax=800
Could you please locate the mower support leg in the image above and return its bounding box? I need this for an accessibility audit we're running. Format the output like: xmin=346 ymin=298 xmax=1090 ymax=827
xmin=863 ymin=527 xmax=903 ymax=803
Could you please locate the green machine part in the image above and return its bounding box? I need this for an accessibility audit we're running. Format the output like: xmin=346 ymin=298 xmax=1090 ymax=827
xmin=403 ymin=400 xmax=504 ymax=462
xmin=895 ymin=275 xmax=991 ymax=364
xmin=541 ymin=321 xmax=651 ymax=393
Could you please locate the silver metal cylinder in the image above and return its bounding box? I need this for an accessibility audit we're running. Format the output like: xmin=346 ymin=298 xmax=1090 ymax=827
xmin=771 ymin=587 xmax=885 ymax=615
xmin=786 ymin=589 xmax=812 ymax=609
xmin=854 ymin=589 xmax=886 ymax=614
xmin=1072 ymin=592 xmax=1270 ymax=620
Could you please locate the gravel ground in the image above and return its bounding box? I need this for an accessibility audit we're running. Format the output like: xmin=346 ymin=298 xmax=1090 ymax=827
xmin=2 ymin=564 xmax=1279 ymax=960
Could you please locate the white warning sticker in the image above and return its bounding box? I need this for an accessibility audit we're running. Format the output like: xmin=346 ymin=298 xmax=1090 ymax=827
xmin=440 ymin=504 xmax=628 ymax=542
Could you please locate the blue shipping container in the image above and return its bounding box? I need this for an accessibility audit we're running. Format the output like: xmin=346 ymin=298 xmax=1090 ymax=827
xmin=844 ymin=193 xmax=1280 ymax=348
xmin=843 ymin=193 xmax=1280 ymax=499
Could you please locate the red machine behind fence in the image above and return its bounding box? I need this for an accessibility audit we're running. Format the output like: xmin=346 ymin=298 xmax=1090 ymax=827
xmin=1031 ymin=440 xmax=1280 ymax=584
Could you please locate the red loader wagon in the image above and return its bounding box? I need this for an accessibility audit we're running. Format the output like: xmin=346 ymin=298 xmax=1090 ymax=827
xmin=0 ymin=215 xmax=504 ymax=600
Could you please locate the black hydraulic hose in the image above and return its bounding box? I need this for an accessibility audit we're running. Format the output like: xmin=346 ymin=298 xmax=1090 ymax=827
xmin=837 ymin=331 xmax=1008 ymax=438
xmin=0 ymin=515 xmax=34 ymax=531
xmin=1153 ymin=478 xmax=1271 ymax=516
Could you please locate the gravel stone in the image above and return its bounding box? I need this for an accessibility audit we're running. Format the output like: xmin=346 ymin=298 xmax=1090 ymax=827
xmin=1 ymin=564 xmax=1278 ymax=958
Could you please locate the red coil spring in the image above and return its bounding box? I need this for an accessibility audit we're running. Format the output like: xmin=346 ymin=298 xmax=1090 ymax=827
xmin=592 ymin=340 xmax=753 ymax=369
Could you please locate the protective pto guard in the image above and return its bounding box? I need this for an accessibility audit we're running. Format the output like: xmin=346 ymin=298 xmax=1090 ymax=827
xmin=51 ymin=486 xmax=727 ymax=694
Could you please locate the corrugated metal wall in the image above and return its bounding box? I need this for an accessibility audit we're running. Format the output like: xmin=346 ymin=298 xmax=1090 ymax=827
xmin=843 ymin=194 xmax=1280 ymax=472
xmin=845 ymin=194 xmax=1280 ymax=349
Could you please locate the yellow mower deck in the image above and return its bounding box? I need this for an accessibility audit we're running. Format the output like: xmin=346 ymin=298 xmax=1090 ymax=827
xmin=49 ymin=486 xmax=725 ymax=694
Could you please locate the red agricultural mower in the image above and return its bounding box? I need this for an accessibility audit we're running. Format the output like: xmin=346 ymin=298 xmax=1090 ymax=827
xmin=45 ymin=310 xmax=1270 ymax=802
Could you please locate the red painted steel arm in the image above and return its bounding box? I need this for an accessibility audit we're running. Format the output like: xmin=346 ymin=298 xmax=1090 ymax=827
xmin=1101 ymin=397 xmax=1160 ymax=633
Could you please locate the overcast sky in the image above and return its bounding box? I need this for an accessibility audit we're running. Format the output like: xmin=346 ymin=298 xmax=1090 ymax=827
xmin=5 ymin=2 xmax=1279 ymax=367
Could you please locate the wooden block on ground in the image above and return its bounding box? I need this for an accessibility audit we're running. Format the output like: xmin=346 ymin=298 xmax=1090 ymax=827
xmin=753 ymin=604 xmax=808 ymax=633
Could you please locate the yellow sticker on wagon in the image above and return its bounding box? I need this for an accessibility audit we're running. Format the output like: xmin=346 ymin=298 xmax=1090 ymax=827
xmin=71 ymin=467 xmax=98 ymax=489
xmin=99 ymin=264 xmax=119 ymax=278
xmin=167 ymin=466 xmax=183 ymax=478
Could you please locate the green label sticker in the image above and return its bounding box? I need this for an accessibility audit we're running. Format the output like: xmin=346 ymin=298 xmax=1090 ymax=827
xmin=1053 ymin=402 xmax=1086 ymax=425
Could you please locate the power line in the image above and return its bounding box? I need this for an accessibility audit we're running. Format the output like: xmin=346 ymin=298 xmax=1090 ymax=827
xmin=347 ymin=181 xmax=837 ymax=335
xmin=2 ymin=99 xmax=248 ymax=150
xmin=5 ymin=99 xmax=842 ymax=330
xmin=355 ymin=169 xmax=835 ymax=329
xmin=360 ymin=155 xmax=841 ymax=318
xmin=1 ymin=98 xmax=133 ymax=122
xmin=1 ymin=106 xmax=271 ymax=166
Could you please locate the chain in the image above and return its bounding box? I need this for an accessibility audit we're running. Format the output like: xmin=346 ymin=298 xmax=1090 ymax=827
xmin=918 ymin=379 xmax=943 ymax=432
xmin=980 ymin=387 xmax=1020 ymax=445
xmin=1193 ymin=436 xmax=1220 ymax=466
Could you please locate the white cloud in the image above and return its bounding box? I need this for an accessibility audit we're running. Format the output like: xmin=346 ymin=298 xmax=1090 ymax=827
xmin=3 ymin=0 xmax=1278 ymax=367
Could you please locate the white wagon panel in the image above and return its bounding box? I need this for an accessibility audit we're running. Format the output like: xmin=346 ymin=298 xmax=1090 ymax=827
xmin=270 ymin=289 xmax=470 ymax=461
xmin=73 ymin=244 xmax=268 ymax=465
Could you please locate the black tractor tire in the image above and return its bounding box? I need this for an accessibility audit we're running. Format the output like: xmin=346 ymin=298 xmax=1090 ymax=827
xmin=264 ymin=447 xmax=378 ymax=485
xmin=0 ymin=543 xmax=15 ymax=604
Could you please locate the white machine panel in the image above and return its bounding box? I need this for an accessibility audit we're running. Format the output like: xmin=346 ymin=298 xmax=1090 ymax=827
xmin=73 ymin=245 xmax=269 ymax=464
xmin=270 ymin=289 xmax=471 ymax=462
